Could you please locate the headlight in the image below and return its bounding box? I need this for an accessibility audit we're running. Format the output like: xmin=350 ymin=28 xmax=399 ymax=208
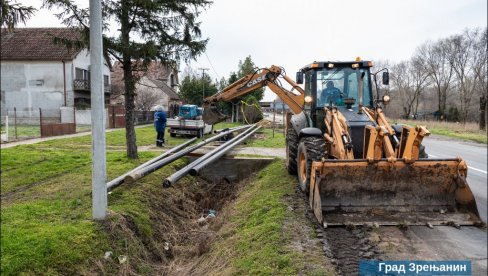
xmin=382 ymin=95 xmax=390 ymax=103
xmin=304 ymin=96 xmax=313 ymax=104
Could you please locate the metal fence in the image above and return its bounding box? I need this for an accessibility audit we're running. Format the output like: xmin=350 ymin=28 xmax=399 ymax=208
xmin=1 ymin=107 xmax=79 ymax=143
xmin=0 ymin=106 xmax=155 ymax=143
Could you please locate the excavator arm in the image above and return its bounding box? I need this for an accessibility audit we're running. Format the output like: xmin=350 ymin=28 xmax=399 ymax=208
xmin=202 ymin=65 xmax=305 ymax=124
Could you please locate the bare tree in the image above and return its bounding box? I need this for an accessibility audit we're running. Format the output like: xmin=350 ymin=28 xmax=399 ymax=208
xmin=471 ymin=28 xmax=487 ymax=130
xmin=445 ymin=29 xmax=480 ymax=123
xmin=416 ymin=39 xmax=453 ymax=120
xmin=391 ymin=59 xmax=430 ymax=119
xmin=134 ymin=87 xmax=160 ymax=111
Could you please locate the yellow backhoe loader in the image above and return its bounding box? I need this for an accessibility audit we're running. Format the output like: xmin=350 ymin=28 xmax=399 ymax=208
xmin=203 ymin=60 xmax=481 ymax=227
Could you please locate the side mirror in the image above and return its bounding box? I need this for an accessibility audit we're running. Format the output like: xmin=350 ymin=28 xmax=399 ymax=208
xmin=382 ymin=71 xmax=389 ymax=85
xmin=296 ymin=71 xmax=303 ymax=84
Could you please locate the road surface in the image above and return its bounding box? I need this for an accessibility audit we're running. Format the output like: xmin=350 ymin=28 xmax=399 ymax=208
xmin=422 ymin=135 xmax=487 ymax=222
xmin=410 ymin=135 xmax=487 ymax=275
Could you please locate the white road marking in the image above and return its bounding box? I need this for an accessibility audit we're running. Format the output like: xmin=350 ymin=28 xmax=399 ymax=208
xmin=429 ymin=154 xmax=487 ymax=174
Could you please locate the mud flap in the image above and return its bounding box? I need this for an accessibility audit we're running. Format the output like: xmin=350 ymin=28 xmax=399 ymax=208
xmin=203 ymin=103 xmax=228 ymax=125
xmin=310 ymin=158 xmax=481 ymax=226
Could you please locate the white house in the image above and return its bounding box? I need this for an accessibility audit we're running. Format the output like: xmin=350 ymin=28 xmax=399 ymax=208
xmin=110 ymin=61 xmax=180 ymax=114
xmin=0 ymin=28 xmax=112 ymax=115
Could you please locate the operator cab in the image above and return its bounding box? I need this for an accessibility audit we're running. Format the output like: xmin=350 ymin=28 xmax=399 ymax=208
xmin=297 ymin=60 xmax=374 ymax=111
xmin=297 ymin=60 xmax=375 ymax=157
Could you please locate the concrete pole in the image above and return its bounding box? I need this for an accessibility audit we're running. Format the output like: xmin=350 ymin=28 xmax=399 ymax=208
xmin=90 ymin=0 xmax=107 ymax=220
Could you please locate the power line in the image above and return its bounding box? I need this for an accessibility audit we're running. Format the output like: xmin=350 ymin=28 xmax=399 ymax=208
xmin=204 ymin=52 xmax=221 ymax=80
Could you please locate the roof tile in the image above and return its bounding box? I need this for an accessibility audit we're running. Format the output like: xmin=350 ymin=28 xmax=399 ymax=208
xmin=1 ymin=28 xmax=84 ymax=61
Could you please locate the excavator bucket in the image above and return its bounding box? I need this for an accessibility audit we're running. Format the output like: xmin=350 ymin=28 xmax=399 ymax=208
xmin=202 ymin=102 xmax=228 ymax=125
xmin=309 ymin=158 xmax=481 ymax=227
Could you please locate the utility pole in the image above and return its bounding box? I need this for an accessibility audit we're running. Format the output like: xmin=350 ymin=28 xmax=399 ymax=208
xmin=90 ymin=0 xmax=107 ymax=220
xmin=198 ymin=68 xmax=209 ymax=106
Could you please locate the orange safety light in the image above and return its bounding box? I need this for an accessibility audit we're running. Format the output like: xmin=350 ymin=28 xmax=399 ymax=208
xmin=355 ymin=57 xmax=361 ymax=61
xmin=311 ymin=63 xmax=319 ymax=68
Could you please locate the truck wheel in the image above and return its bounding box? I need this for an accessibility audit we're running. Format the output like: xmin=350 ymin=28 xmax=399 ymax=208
xmin=419 ymin=144 xmax=428 ymax=158
xmin=286 ymin=127 xmax=298 ymax=175
xmin=197 ymin=129 xmax=203 ymax=138
xmin=170 ymin=133 xmax=176 ymax=138
xmin=297 ymin=136 xmax=326 ymax=193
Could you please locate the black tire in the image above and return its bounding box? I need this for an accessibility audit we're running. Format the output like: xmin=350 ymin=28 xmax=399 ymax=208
xmin=170 ymin=132 xmax=176 ymax=137
xmin=419 ymin=144 xmax=428 ymax=158
xmin=285 ymin=127 xmax=299 ymax=175
xmin=297 ymin=136 xmax=326 ymax=193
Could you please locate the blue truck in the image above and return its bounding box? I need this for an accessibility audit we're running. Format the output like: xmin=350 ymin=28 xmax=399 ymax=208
xmin=167 ymin=104 xmax=213 ymax=138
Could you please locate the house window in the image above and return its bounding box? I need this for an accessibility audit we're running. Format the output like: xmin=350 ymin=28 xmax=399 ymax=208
xmin=104 ymin=75 xmax=109 ymax=87
xmin=170 ymin=74 xmax=175 ymax=87
xmin=75 ymin=67 xmax=90 ymax=80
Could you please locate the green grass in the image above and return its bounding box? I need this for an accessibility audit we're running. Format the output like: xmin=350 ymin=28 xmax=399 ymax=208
xmin=0 ymin=123 xmax=294 ymax=275
xmin=395 ymin=119 xmax=487 ymax=144
xmin=198 ymin=161 xmax=332 ymax=275
xmin=1 ymin=124 xmax=41 ymax=139
xmin=247 ymin=127 xmax=286 ymax=148
xmin=0 ymin=125 xmax=182 ymax=275
xmin=233 ymin=162 xmax=296 ymax=274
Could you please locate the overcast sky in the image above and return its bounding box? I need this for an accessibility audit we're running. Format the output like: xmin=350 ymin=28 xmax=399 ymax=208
xmin=22 ymin=0 xmax=487 ymax=101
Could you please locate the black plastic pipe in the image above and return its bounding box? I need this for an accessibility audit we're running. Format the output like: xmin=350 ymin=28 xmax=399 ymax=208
xmin=189 ymin=126 xmax=262 ymax=176
xmin=106 ymin=137 xmax=197 ymax=191
xmin=123 ymin=125 xmax=253 ymax=184
xmin=162 ymin=124 xmax=258 ymax=187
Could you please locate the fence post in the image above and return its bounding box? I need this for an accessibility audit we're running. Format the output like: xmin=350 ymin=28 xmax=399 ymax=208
xmin=14 ymin=107 xmax=17 ymax=140
xmin=39 ymin=108 xmax=42 ymax=137
xmin=73 ymin=107 xmax=76 ymax=133
xmin=5 ymin=114 xmax=9 ymax=142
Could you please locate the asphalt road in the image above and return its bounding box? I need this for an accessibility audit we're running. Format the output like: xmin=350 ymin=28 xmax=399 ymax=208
xmin=412 ymin=135 xmax=487 ymax=275
xmin=422 ymin=135 xmax=487 ymax=222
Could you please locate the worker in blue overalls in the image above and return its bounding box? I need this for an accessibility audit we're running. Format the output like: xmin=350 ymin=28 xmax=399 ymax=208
xmin=154 ymin=105 xmax=167 ymax=147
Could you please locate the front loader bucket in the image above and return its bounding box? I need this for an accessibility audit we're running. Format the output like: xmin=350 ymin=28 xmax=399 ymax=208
xmin=202 ymin=103 xmax=228 ymax=125
xmin=309 ymin=158 xmax=481 ymax=226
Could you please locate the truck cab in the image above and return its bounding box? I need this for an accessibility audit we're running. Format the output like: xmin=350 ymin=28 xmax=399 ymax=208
xmin=177 ymin=104 xmax=202 ymax=120
xmin=297 ymin=60 xmax=376 ymax=157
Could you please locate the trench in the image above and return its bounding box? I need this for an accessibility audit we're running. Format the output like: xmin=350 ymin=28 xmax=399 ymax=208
xmin=152 ymin=156 xmax=274 ymax=274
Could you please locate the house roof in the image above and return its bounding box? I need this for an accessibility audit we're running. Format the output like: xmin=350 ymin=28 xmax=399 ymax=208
xmin=111 ymin=61 xmax=177 ymax=81
xmin=150 ymin=79 xmax=180 ymax=100
xmin=1 ymin=28 xmax=84 ymax=61
xmin=111 ymin=61 xmax=180 ymax=100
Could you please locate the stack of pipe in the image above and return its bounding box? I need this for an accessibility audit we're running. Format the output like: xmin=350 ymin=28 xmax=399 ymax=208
xmin=106 ymin=137 xmax=197 ymax=192
xmin=122 ymin=125 xmax=253 ymax=185
xmin=162 ymin=124 xmax=261 ymax=187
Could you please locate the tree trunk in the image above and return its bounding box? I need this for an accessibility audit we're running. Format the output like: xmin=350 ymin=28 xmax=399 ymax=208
xmin=121 ymin=0 xmax=138 ymax=159
xmin=124 ymin=71 xmax=138 ymax=159
xmin=480 ymin=95 xmax=487 ymax=131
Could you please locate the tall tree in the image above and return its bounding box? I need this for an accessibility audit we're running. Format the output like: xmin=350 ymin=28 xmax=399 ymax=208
xmin=416 ymin=39 xmax=453 ymax=119
xmin=0 ymin=0 xmax=36 ymax=31
xmin=471 ymin=28 xmax=487 ymax=130
xmin=43 ymin=0 xmax=211 ymax=158
xmin=391 ymin=59 xmax=430 ymax=119
xmin=237 ymin=56 xmax=264 ymax=101
xmin=445 ymin=29 xmax=479 ymax=123
xmin=179 ymin=73 xmax=217 ymax=106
